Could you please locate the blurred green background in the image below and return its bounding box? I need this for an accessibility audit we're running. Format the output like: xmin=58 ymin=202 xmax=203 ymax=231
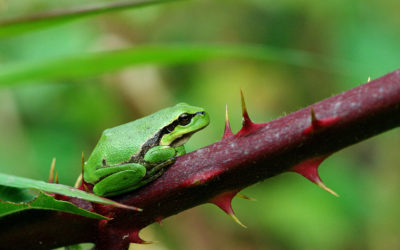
xmin=1 ymin=0 xmax=400 ymax=249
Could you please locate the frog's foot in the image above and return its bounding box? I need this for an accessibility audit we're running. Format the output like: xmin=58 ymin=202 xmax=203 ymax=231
xmin=140 ymin=168 xmax=166 ymax=186
xmin=145 ymin=157 xmax=175 ymax=178
xmin=124 ymin=158 xmax=174 ymax=192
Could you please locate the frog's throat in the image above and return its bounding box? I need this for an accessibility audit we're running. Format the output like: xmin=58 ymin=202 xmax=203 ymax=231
xmin=170 ymin=132 xmax=193 ymax=147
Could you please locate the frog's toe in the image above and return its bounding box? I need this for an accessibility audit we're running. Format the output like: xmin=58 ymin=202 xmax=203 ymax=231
xmin=146 ymin=157 xmax=175 ymax=177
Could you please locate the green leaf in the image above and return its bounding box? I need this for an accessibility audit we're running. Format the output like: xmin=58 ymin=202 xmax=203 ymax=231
xmin=0 ymin=186 xmax=35 ymax=203
xmin=0 ymin=0 xmax=179 ymax=38
xmin=0 ymin=173 xmax=141 ymax=211
xmin=0 ymin=188 xmax=109 ymax=220
xmin=0 ymin=44 xmax=359 ymax=87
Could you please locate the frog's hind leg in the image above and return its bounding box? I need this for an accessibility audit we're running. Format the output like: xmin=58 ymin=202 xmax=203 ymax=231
xmin=93 ymin=163 xmax=146 ymax=197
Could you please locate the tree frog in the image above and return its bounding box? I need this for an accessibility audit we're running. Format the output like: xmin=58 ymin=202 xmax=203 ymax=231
xmin=83 ymin=103 xmax=210 ymax=197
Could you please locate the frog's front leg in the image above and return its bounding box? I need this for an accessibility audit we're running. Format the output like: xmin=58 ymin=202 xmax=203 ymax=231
xmin=144 ymin=145 xmax=186 ymax=163
xmin=144 ymin=145 xmax=177 ymax=163
xmin=143 ymin=145 xmax=180 ymax=177
xmin=175 ymin=145 xmax=186 ymax=156
xmin=136 ymin=145 xmax=186 ymax=187
xmin=92 ymin=163 xmax=146 ymax=197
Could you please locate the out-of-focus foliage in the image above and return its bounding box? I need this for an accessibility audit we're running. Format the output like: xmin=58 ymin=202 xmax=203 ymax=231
xmin=0 ymin=0 xmax=399 ymax=249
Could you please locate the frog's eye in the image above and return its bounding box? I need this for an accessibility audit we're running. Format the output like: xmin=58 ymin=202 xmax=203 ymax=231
xmin=178 ymin=113 xmax=191 ymax=126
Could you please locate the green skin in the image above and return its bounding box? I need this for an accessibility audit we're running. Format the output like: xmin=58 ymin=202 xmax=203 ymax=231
xmin=84 ymin=103 xmax=210 ymax=197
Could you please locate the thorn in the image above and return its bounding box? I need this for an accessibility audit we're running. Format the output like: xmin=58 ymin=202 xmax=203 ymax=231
xmin=81 ymin=151 xmax=85 ymax=176
xmin=236 ymin=193 xmax=256 ymax=201
xmin=223 ymin=104 xmax=234 ymax=139
xmin=310 ymin=107 xmax=318 ymax=125
xmin=236 ymin=90 xmax=265 ymax=137
xmin=210 ymin=190 xmax=247 ymax=228
xmin=129 ymin=230 xmax=152 ymax=244
xmin=225 ymin=104 xmax=229 ymax=122
xmin=316 ymin=181 xmax=339 ymax=197
xmin=303 ymin=107 xmax=340 ymax=135
xmin=48 ymin=158 xmax=56 ymax=183
xmin=83 ymin=182 xmax=90 ymax=192
xmin=240 ymin=89 xmax=252 ymax=127
xmin=309 ymin=107 xmax=322 ymax=130
xmin=74 ymin=174 xmax=83 ymax=188
xmin=291 ymin=155 xmax=339 ymax=197
xmin=55 ymin=172 xmax=59 ymax=184
xmin=229 ymin=212 xmax=247 ymax=228
xmin=77 ymin=152 xmax=88 ymax=190
xmin=155 ymin=217 xmax=163 ymax=226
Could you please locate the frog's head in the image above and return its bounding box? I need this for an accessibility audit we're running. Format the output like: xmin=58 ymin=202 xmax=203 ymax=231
xmin=160 ymin=103 xmax=210 ymax=147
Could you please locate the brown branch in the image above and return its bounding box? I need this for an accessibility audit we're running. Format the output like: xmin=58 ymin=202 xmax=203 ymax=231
xmin=1 ymin=69 xmax=400 ymax=249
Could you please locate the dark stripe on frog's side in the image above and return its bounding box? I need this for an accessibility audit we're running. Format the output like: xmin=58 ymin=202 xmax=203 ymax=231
xmin=129 ymin=129 xmax=163 ymax=166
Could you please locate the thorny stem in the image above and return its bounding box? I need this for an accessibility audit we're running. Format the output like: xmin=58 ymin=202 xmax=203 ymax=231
xmin=1 ymin=69 xmax=400 ymax=249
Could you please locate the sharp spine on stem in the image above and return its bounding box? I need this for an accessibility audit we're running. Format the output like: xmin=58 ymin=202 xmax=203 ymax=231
xmin=291 ymin=156 xmax=339 ymax=197
xmin=129 ymin=230 xmax=153 ymax=244
xmin=223 ymin=104 xmax=234 ymax=139
xmin=236 ymin=193 xmax=256 ymax=201
xmin=240 ymin=89 xmax=253 ymax=127
xmin=48 ymin=158 xmax=56 ymax=183
xmin=303 ymin=107 xmax=340 ymax=135
xmin=210 ymin=190 xmax=247 ymax=228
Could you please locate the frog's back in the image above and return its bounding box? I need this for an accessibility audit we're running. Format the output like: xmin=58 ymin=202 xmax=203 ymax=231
xmin=88 ymin=116 xmax=163 ymax=166
xmin=86 ymin=104 xmax=202 ymax=167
